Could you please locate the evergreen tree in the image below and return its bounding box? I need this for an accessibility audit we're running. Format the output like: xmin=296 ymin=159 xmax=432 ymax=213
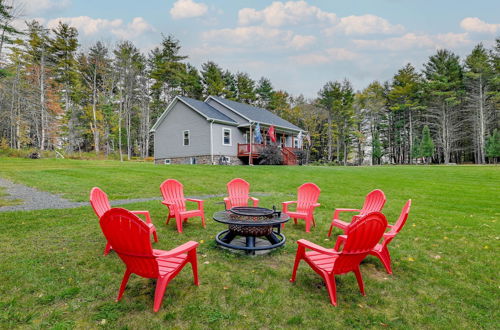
xmin=372 ymin=130 xmax=383 ymax=164
xmin=423 ymin=49 xmax=464 ymax=164
xmin=388 ymin=63 xmax=424 ymax=164
xmin=201 ymin=61 xmax=224 ymax=97
xmin=235 ymin=72 xmax=256 ymax=104
xmin=181 ymin=63 xmax=203 ymax=99
xmin=420 ymin=125 xmax=435 ymax=164
xmin=0 ymin=0 xmax=21 ymax=62
xmin=222 ymin=70 xmax=237 ymax=100
xmin=411 ymin=135 xmax=421 ymax=161
xmin=485 ymin=129 xmax=500 ymax=163
xmin=255 ymin=77 xmax=274 ymax=108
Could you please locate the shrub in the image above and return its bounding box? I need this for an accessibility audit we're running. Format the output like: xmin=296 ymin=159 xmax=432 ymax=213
xmin=259 ymin=145 xmax=282 ymax=165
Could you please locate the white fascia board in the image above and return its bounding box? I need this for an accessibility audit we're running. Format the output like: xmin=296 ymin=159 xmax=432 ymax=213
xmin=237 ymin=122 xmax=302 ymax=133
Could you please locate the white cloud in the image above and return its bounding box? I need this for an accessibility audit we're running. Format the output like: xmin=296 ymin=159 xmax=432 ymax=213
xmin=202 ymin=26 xmax=315 ymax=50
xmin=325 ymin=14 xmax=405 ymax=36
xmin=460 ymin=17 xmax=500 ymax=34
xmin=47 ymin=16 xmax=122 ymax=36
xmin=238 ymin=1 xmax=336 ymax=27
xmin=289 ymin=48 xmax=360 ymax=65
xmin=353 ymin=33 xmax=472 ymax=51
xmin=289 ymin=35 xmax=316 ymax=49
xmin=46 ymin=16 xmax=154 ymax=39
xmin=170 ymin=0 xmax=208 ymax=19
xmin=22 ymin=0 xmax=71 ymax=15
xmin=112 ymin=17 xmax=155 ymax=39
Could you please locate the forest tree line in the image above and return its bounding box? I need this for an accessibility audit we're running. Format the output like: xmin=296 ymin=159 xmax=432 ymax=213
xmin=0 ymin=2 xmax=499 ymax=164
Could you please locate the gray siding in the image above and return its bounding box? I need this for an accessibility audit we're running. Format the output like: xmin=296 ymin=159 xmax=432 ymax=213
xmin=212 ymin=123 xmax=246 ymax=156
xmin=206 ymin=99 xmax=247 ymax=124
xmin=154 ymin=101 xmax=210 ymax=159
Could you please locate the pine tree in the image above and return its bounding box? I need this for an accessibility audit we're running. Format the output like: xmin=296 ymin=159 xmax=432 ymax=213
xmin=388 ymin=63 xmax=424 ymax=164
xmin=420 ymin=125 xmax=435 ymax=164
xmin=372 ymin=130 xmax=383 ymax=164
xmin=0 ymin=0 xmax=21 ymax=62
xmin=255 ymin=77 xmax=274 ymax=108
xmin=485 ymin=129 xmax=500 ymax=163
xmin=411 ymin=136 xmax=421 ymax=162
xmin=222 ymin=70 xmax=237 ymax=100
xmin=201 ymin=61 xmax=224 ymax=97
xmin=423 ymin=49 xmax=464 ymax=164
xmin=235 ymin=72 xmax=256 ymax=104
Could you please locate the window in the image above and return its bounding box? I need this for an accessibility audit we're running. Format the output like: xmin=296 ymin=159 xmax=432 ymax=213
xmin=294 ymin=138 xmax=299 ymax=148
xmin=164 ymin=159 xmax=171 ymax=165
xmin=183 ymin=130 xmax=190 ymax=146
xmin=222 ymin=128 xmax=232 ymax=146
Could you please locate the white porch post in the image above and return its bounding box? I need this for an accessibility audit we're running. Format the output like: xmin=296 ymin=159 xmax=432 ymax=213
xmin=210 ymin=120 xmax=214 ymax=164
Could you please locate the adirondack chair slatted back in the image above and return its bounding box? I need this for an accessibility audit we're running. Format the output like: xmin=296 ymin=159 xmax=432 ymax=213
xmin=90 ymin=187 xmax=111 ymax=218
xmin=334 ymin=212 xmax=387 ymax=274
xmin=385 ymin=199 xmax=411 ymax=245
xmin=227 ymin=178 xmax=251 ymax=208
xmin=160 ymin=179 xmax=187 ymax=212
xmin=100 ymin=208 xmax=159 ymax=278
xmin=296 ymin=183 xmax=320 ymax=212
xmin=360 ymin=189 xmax=386 ymax=214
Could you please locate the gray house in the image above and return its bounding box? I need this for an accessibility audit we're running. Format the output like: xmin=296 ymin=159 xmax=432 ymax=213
xmin=150 ymin=95 xmax=305 ymax=165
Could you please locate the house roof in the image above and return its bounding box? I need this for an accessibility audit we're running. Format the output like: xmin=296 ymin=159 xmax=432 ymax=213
xmin=150 ymin=95 xmax=304 ymax=133
xmin=208 ymin=96 xmax=302 ymax=132
xmin=178 ymin=96 xmax=237 ymax=124
xmin=150 ymin=96 xmax=237 ymax=132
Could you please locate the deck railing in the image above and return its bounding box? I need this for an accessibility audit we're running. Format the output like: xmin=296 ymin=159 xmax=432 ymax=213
xmin=237 ymin=144 xmax=300 ymax=165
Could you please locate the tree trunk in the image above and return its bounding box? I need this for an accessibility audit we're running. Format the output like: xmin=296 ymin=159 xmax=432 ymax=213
xmin=91 ymin=66 xmax=100 ymax=154
xmin=409 ymin=109 xmax=413 ymax=164
xmin=478 ymin=76 xmax=485 ymax=164
xmin=327 ymin=112 xmax=332 ymax=162
xmin=40 ymin=56 xmax=46 ymax=150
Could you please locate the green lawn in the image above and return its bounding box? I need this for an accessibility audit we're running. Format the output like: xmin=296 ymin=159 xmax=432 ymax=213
xmin=0 ymin=158 xmax=498 ymax=328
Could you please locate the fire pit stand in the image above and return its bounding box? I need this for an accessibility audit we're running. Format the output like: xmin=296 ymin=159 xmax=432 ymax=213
xmin=213 ymin=207 xmax=289 ymax=255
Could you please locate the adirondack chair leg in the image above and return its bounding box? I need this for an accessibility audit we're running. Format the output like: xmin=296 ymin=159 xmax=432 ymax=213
xmin=189 ymin=250 xmax=199 ymax=285
xmin=201 ymin=214 xmax=206 ymax=228
xmin=353 ymin=267 xmax=365 ymax=296
xmin=293 ymin=218 xmax=297 ymax=224
xmin=153 ymin=277 xmax=169 ymax=312
xmin=372 ymin=246 xmax=393 ymax=274
xmin=327 ymin=223 xmax=334 ymax=237
xmin=116 ymin=269 xmax=131 ymax=301
xmin=104 ymin=242 xmax=112 ymax=256
xmin=312 ymin=216 xmax=316 ymax=227
xmin=305 ymin=220 xmax=311 ymax=233
xmin=176 ymin=215 xmax=183 ymax=233
xmin=152 ymin=230 xmax=158 ymax=243
xmin=290 ymin=246 xmax=304 ymax=282
xmin=324 ymin=273 xmax=337 ymax=306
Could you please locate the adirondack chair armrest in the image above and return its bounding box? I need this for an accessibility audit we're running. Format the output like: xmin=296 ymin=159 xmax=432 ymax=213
xmin=333 ymin=208 xmax=361 ymax=220
xmin=383 ymin=232 xmax=396 ymax=239
xmin=249 ymin=197 xmax=259 ymax=206
xmin=154 ymin=241 xmax=199 ymax=258
xmin=282 ymin=201 xmax=297 ymax=212
xmin=186 ymin=198 xmax=203 ymax=205
xmin=131 ymin=210 xmax=152 ymax=224
xmin=297 ymin=239 xmax=338 ymax=256
xmin=333 ymin=235 xmax=347 ymax=251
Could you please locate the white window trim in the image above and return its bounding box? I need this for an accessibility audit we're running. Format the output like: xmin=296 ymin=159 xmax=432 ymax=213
xmin=164 ymin=159 xmax=171 ymax=165
xmin=183 ymin=130 xmax=190 ymax=146
xmin=222 ymin=127 xmax=232 ymax=146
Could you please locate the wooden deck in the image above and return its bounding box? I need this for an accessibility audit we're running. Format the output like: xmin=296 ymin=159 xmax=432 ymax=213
xmin=237 ymin=144 xmax=300 ymax=165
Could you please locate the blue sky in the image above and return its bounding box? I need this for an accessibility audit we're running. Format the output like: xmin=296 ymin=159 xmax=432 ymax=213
xmin=19 ymin=0 xmax=500 ymax=97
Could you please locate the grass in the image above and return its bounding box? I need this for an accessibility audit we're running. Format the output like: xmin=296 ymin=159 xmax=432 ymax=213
xmin=0 ymin=157 xmax=498 ymax=328
xmin=0 ymin=186 xmax=21 ymax=207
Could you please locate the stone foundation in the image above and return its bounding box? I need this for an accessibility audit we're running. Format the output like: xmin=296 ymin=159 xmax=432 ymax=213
xmin=155 ymin=155 xmax=243 ymax=165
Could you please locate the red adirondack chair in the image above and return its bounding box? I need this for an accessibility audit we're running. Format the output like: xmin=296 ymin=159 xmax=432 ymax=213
xmin=290 ymin=212 xmax=388 ymax=306
xmin=89 ymin=187 xmax=158 ymax=255
xmin=224 ymin=178 xmax=259 ymax=209
xmin=99 ymin=208 xmax=199 ymax=312
xmin=160 ymin=179 xmax=206 ymax=233
xmin=370 ymin=199 xmax=411 ymax=274
xmin=327 ymin=189 xmax=386 ymax=237
xmin=282 ymin=183 xmax=321 ymax=232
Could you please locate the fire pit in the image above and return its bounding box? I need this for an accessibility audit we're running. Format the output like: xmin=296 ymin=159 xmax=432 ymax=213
xmin=213 ymin=207 xmax=289 ymax=255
